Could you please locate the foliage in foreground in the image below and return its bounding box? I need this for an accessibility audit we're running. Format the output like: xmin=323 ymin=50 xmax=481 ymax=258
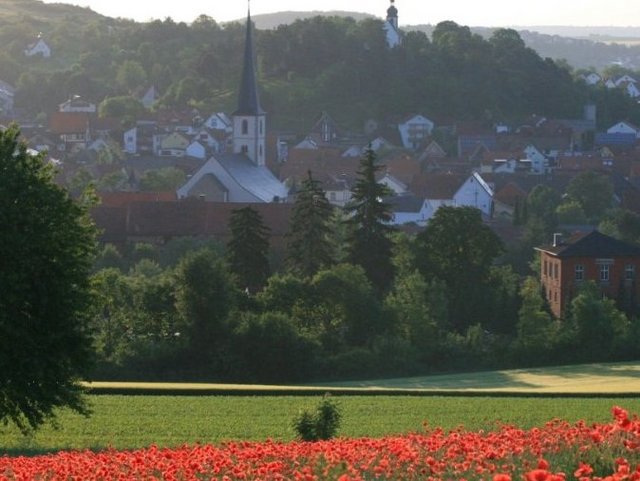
xmin=293 ymin=395 xmax=342 ymax=441
xmin=0 ymin=126 xmax=96 ymax=433
xmin=2 ymin=407 xmax=640 ymax=480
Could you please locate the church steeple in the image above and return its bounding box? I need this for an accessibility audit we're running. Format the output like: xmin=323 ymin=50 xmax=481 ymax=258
xmin=233 ymin=4 xmax=266 ymax=166
xmin=234 ymin=7 xmax=264 ymax=116
xmin=386 ymin=0 xmax=399 ymax=31
xmin=383 ymin=0 xmax=401 ymax=48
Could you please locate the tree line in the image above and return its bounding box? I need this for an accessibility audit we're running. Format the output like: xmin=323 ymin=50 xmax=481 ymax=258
xmin=88 ymin=150 xmax=640 ymax=383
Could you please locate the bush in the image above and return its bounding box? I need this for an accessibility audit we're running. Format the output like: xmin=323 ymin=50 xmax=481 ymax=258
xmin=293 ymin=395 xmax=342 ymax=441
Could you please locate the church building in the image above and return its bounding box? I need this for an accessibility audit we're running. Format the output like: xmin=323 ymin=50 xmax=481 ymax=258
xmin=177 ymin=9 xmax=288 ymax=203
xmin=383 ymin=0 xmax=402 ymax=48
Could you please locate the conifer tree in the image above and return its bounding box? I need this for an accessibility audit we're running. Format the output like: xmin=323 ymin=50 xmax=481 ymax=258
xmin=226 ymin=206 xmax=271 ymax=293
xmin=286 ymin=171 xmax=335 ymax=277
xmin=345 ymin=147 xmax=395 ymax=292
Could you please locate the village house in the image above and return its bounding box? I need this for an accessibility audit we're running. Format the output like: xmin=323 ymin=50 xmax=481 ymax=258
xmin=0 ymin=80 xmax=15 ymax=114
xmin=59 ymin=96 xmax=96 ymax=113
xmin=397 ymin=114 xmax=434 ymax=150
xmin=607 ymin=121 xmax=640 ymax=139
xmin=536 ymin=230 xmax=640 ymax=318
xmin=24 ymin=34 xmax=51 ymax=58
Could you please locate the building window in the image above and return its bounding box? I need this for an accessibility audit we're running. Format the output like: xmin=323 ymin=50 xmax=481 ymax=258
xmin=260 ymin=119 xmax=264 ymax=135
xmin=241 ymin=145 xmax=248 ymax=154
xmin=600 ymin=264 xmax=610 ymax=282
xmin=554 ymin=291 xmax=558 ymax=303
xmin=553 ymin=263 xmax=559 ymax=279
xmin=544 ymin=260 xmax=548 ymax=277
xmin=241 ymin=119 xmax=248 ymax=135
xmin=575 ymin=264 xmax=584 ymax=281
xmin=626 ymin=264 xmax=635 ymax=281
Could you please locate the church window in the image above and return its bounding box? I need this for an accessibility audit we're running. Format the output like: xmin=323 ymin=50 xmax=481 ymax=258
xmin=242 ymin=119 xmax=248 ymax=135
xmin=260 ymin=120 xmax=263 ymax=135
xmin=241 ymin=145 xmax=248 ymax=154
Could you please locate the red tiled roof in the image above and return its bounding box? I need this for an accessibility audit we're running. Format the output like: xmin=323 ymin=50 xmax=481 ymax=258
xmin=98 ymin=191 xmax=177 ymax=208
xmin=49 ymin=112 xmax=90 ymax=135
xmin=409 ymin=173 xmax=466 ymax=199
xmin=92 ymin=200 xmax=293 ymax=248
xmin=494 ymin=182 xmax=527 ymax=207
xmin=280 ymin=147 xmax=359 ymax=184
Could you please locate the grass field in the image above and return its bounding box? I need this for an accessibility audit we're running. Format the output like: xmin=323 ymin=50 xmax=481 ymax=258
xmin=2 ymin=362 xmax=640 ymax=455
xmin=1 ymin=396 xmax=640 ymax=455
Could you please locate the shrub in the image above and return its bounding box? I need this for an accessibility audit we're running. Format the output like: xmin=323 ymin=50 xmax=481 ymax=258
xmin=293 ymin=395 xmax=342 ymax=441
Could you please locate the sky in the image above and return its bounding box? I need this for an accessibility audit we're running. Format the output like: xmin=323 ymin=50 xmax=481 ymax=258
xmin=41 ymin=0 xmax=640 ymax=27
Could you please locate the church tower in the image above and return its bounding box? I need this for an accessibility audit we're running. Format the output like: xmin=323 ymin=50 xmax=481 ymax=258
xmin=386 ymin=0 xmax=398 ymax=31
xmin=383 ymin=0 xmax=402 ymax=48
xmin=233 ymin=8 xmax=266 ymax=166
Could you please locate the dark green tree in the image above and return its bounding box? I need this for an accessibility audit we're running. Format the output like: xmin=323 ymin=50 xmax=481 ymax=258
xmin=599 ymin=208 xmax=640 ymax=244
xmin=345 ymin=147 xmax=395 ymax=292
xmin=309 ymin=263 xmax=385 ymax=348
xmin=0 ymin=126 xmax=96 ymax=432
xmin=175 ymin=249 xmax=236 ymax=366
xmin=416 ymin=206 xmax=504 ymax=331
xmin=569 ymin=281 xmax=629 ymax=360
xmin=286 ymin=171 xmax=335 ymax=277
xmin=565 ymin=171 xmax=614 ymax=223
xmin=513 ymin=277 xmax=554 ymax=361
xmin=226 ymin=207 xmax=271 ymax=293
xmin=139 ymin=167 xmax=186 ymax=192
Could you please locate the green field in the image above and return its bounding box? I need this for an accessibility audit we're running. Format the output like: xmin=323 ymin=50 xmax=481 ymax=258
xmin=2 ymin=363 xmax=640 ymax=455
xmin=1 ymin=396 xmax=640 ymax=455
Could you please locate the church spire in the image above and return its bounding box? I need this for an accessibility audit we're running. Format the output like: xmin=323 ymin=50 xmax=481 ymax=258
xmin=386 ymin=0 xmax=399 ymax=31
xmin=234 ymin=6 xmax=264 ymax=116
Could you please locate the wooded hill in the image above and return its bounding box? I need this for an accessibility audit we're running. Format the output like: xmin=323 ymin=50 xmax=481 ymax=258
xmin=3 ymin=1 xmax=640 ymax=134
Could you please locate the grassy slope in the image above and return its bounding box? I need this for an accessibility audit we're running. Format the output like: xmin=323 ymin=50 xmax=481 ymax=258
xmin=86 ymin=362 xmax=640 ymax=394
xmin=324 ymin=362 xmax=640 ymax=393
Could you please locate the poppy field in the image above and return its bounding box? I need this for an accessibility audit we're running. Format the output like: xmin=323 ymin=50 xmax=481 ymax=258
xmin=2 ymin=405 xmax=640 ymax=480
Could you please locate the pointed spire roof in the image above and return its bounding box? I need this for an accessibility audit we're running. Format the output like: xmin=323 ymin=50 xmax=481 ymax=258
xmin=234 ymin=8 xmax=265 ymax=116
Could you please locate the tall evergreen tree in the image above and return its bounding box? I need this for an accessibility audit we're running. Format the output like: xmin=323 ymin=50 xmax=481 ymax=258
xmin=226 ymin=206 xmax=271 ymax=293
xmin=286 ymin=171 xmax=335 ymax=277
xmin=345 ymin=147 xmax=395 ymax=292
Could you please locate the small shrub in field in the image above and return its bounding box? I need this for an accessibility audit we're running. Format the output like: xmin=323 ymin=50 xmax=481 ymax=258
xmin=293 ymin=395 xmax=341 ymax=441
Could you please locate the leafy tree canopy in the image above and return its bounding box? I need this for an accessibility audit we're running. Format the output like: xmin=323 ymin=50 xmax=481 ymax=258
xmin=0 ymin=126 xmax=96 ymax=432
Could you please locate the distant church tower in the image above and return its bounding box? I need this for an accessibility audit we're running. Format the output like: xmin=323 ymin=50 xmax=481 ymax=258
xmin=383 ymin=0 xmax=402 ymax=48
xmin=233 ymin=8 xmax=266 ymax=166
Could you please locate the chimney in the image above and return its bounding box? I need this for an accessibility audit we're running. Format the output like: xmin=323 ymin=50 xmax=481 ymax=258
xmin=553 ymin=233 xmax=563 ymax=247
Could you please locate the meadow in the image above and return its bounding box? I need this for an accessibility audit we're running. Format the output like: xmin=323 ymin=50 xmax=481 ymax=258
xmin=2 ymin=362 xmax=639 ymax=455
xmin=1 ymin=396 xmax=640 ymax=455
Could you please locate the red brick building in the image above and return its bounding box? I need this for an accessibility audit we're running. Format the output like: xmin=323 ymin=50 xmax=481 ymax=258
xmin=535 ymin=231 xmax=640 ymax=318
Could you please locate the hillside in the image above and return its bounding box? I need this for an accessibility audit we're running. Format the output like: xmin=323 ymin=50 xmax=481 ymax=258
xmin=2 ymin=1 xmax=639 ymax=133
xmin=0 ymin=0 xmax=105 ymax=25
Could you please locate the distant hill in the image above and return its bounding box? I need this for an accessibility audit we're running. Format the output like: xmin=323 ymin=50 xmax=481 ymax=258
xmin=228 ymin=11 xmax=640 ymax=69
xmin=0 ymin=0 xmax=106 ymax=24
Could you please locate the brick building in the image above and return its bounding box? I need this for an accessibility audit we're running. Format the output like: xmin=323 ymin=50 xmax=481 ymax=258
xmin=535 ymin=230 xmax=640 ymax=318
